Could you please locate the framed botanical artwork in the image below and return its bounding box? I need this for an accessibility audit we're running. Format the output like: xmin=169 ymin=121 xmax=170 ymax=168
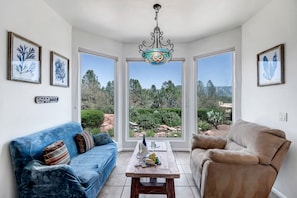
xmin=7 ymin=32 xmax=42 ymax=83
xmin=50 ymin=51 xmax=69 ymax=87
xmin=257 ymin=44 xmax=284 ymax=87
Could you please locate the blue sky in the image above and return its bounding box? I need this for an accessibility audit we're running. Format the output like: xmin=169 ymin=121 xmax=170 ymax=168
xmin=80 ymin=52 xmax=232 ymax=89
xmin=198 ymin=52 xmax=233 ymax=87
xmin=80 ymin=53 xmax=115 ymax=88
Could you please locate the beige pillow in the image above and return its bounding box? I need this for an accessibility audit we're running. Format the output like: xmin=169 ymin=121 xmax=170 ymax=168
xmin=205 ymin=149 xmax=259 ymax=165
xmin=192 ymin=134 xmax=226 ymax=150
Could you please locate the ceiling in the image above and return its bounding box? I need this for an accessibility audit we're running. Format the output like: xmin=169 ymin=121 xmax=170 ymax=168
xmin=43 ymin=0 xmax=272 ymax=43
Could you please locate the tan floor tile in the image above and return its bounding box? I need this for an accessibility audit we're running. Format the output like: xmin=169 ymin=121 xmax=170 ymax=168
xmin=105 ymin=173 xmax=127 ymax=186
xmin=121 ymin=186 xmax=131 ymax=198
xmin=177 ymin=164 xmax=184 ymax=173
xmin=174 ymin=173 xmax=189 ymax=186
xmin=175 ymin=186 xmax=195 ymax=198
xmin=118 ymin=151 xmax=133 ymax=158
xmin=180 ymin=164 xmax=192 ymax=173
xmin=174 ymin=152 xmax=191 ymax=165
xmin=185 ymin=173 xmax=196 ymax=186
xmin=191 ymin=186 xmax=201 ymax=198
xmin=97 ymin=186 xmax=123 ymax=198
xmin=125 ymin=177 xmax=131 ymax=186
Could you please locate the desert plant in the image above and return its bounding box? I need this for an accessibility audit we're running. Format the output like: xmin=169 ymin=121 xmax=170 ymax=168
xmin=207 ymin=110 xmax=225 ymax=129
xmin=198 ymin=120 xmax=211 ymax=132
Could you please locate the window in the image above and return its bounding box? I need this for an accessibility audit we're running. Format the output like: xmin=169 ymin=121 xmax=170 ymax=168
xmin=80 ymin=52 xmax=116 ymax=138
xmin=128 ymin=61 xmax=183 ymax=139
xmin=196 ymin=51 xmax=233 ymax=134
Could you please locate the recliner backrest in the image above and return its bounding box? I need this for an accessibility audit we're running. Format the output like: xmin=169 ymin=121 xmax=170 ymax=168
xmin=226 ymin=119 xmax=287 ymax=165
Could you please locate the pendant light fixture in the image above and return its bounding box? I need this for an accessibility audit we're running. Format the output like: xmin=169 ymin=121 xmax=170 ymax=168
xmin=138 ymin=4 xmax=174 ymax=65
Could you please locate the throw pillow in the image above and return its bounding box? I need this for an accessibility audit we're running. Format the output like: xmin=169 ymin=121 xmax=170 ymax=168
xmin=192 ymin=134 xmax=227 ymax=150
xmin=93 ymin=133 xmax=113 ymax=146
xmin=75 ymin=131 xmax=95 ymax=153
xmin=43 ymin=140 xmax=71 ymax=165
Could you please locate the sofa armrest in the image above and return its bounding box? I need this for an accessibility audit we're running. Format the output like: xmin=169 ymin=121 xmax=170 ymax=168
xmin=204 ymin=149 xmax=259 ymax=165
xmin=192 ymin=134 xmax=227 ymax=150
xmin=20 ymin=160 xmax=86 ymax=197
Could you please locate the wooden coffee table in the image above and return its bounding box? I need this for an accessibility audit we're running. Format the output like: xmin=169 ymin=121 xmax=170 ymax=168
xmin=125 ymin=141 xmax=180 ymax=198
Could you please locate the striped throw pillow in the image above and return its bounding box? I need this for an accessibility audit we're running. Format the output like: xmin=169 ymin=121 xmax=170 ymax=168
xmin=43 ymin=140 xmax=71 ymax=165
xmin=75 ymin=131 xmax=95 ymax=154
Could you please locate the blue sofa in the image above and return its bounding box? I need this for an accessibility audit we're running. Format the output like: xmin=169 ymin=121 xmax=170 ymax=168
xmin=9 ymin=122 xmax=117 ymax=198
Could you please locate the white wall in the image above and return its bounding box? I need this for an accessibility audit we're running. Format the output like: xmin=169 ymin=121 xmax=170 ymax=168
xmin=242 ymin=0 xmax=297 ymax=197
xmin=0 ymin=0 xmax=72 ymax=197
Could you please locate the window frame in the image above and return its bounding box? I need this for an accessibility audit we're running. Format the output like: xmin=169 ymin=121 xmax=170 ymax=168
xmin=194 ymin=48 xmax=235 ymax=134
xmin=78 ymin=48 xmax=118 ymax=141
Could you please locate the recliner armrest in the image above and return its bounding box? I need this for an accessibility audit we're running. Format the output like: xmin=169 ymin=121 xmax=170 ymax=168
xmin=192 ymin=134 xmax=227 ymax=150
xmin=205 ymin=149 xmax=259 ymax=165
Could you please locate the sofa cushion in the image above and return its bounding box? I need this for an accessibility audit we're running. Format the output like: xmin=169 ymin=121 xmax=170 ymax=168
xmin=192 ymin=134 xmax=226 ymax=150
xmin=93 ymin=133 xmax=113 ymax=146
xmin=227 ymin=119 xmax=287 ymax=164
xmin=70 ymin=143 xmax=117 ymax=187
xmin=43 ymin=140 xmax=71 ymax=165
xmin=75 ymin=131 xmax=95 ymax=153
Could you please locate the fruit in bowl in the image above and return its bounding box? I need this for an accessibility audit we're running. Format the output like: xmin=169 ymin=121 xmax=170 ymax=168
xmin=147 ymin=153 xmax=160 ymax=165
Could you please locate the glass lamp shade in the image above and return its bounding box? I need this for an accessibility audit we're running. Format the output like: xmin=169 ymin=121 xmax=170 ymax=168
xmin=142 ymin=48 xmax=172 ymax=65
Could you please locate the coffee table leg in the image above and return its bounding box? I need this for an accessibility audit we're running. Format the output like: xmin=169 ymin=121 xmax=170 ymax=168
xmin=166 ymin=178 xmax=175 ymax=198
xmin=131 ymin=178 xmax=140 ymax=198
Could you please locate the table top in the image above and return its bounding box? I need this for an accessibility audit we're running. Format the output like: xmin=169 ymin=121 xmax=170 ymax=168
xmin=125 ymin=141 xmax=180 ymax=179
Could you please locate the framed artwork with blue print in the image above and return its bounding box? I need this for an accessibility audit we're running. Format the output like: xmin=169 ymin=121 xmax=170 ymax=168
xmin=50 ymin=51 xmax=69 ymax=87
xmin=257 ymin=44 xmax=284 ymax=87
xmin=7 ymin=32 xmax=42 ymax=84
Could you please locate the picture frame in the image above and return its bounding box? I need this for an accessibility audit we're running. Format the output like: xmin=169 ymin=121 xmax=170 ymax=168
xmin=257 ymin=44 xmax=284 ymax=87
xmin=50 ymin=51 xmax=69 ymax=87
xmin=7 ymin=32 xmax=42 ymax=84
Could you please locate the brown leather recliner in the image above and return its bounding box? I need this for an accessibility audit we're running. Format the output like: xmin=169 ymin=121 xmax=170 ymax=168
xmin=190 ymin=119 xmax=291 ymax=198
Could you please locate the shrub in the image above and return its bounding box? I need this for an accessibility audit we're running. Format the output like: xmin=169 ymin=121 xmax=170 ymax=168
xmin=207 ymin=110 xmax=225 ymax=129
xmin=138 ymin=113 xmax=158 ymax=130
xmin=108 ymin=128 xmax=114 ymax=137
xmin=84 ymin=127 xmax=100 ymax=135
xmin=161 ymin=111 xmax=181 ymax=127
xmin=198 ymin=120 xmax=211 ymax=132
xmin=197 ymin=108 xmax=209 ymax=121
xmin=145 ymin=129 xmax=155 ymax=137
xmin=81 ymin=109 xmax=104 ymax=128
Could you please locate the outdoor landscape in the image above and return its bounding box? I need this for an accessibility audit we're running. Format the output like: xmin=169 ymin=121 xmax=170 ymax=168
xmin=81 ymin=69 xmax=232 ymax=138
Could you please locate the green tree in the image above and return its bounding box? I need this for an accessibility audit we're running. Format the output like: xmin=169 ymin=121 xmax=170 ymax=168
xmin=81 ymin=70 xmax=109 ymax=110
xmin=104 ymin=81 xmax=114 ymax=105
xmin=207 ymin=80 xmax=217 ymax=98
xmin=149 ymin=84 xmax=161 ymax=108
xmin=160 ymin=80 xmax=180 ymax=108
xmin=82 ymin=70 xmax=101 ymax=89
xmin=129 ymin=79 xmax=143 ymax=107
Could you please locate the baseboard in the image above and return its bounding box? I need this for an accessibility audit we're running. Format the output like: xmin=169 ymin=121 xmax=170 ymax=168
xmin=272 ymin=187 xmax=287 ymax=198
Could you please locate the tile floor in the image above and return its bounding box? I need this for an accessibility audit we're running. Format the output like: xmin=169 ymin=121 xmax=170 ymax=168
xmin=97 ymin=151 xmax=279 ymax=198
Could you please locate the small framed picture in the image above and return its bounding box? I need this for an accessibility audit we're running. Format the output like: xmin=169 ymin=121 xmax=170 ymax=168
xmin=257 ymin=44 xmax=284 ymax=87
xmin=50 ymin=51 xmax=69 ymax=87
xmin=7 ymin=32 xmax=42 ymax=84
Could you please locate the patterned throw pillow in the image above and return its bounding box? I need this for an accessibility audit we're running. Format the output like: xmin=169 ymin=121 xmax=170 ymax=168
xmin=75 ymin=131 xmax=95 ymax=154
xmin=43 ymin=140 xmax=71 ymax=165
xmin=93 ymin=133 xmax=113 ymax=146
